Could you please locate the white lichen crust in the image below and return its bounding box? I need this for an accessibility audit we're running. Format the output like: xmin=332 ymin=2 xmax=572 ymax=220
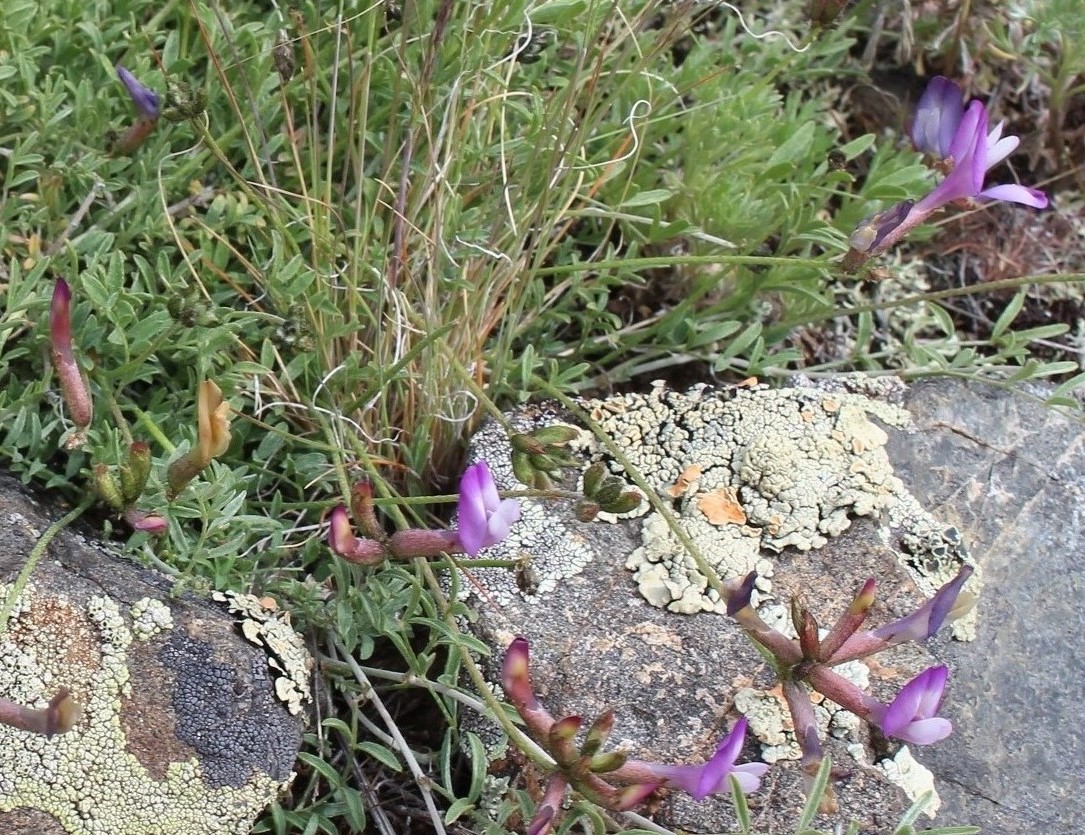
xmin=0 ymin=583 xmax=285 ymax=834
xmin=587 ymin=382 xmax=976 ymax=619
xmin=878 ymin=746 xmax=941 ymax=817
xmin=211 ymin=591 xmax=312 ymax=716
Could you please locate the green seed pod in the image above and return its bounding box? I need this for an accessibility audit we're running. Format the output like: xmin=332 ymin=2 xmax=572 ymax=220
xmin=119 ymin=442 xmax=152 ymax=504
xmin=93 ymin=464 xmax=126 ymax=513
xmin=528 ymin=452 xmax=558 ymax=474
xmin=600 ymin=490 xmax=642 ymax=515
xmin=510 ymin=433 xmax=540 ymax=455
xmin=588 ymin=750 xmax=627 ymax=774
xmin=531 ymin=425 xmax=579 ymax=446
xmin=582 ymin=462 xmax=607 ymax=498
xmin=532 ymin=471 xmax=552 ymax=491
xmin=594 ymin=477 xmax=625 ymax=506
xmin=511 ymin=450 xmax=535 ymax=487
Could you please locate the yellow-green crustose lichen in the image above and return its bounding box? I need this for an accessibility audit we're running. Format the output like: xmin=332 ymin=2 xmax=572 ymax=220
xmin=0 ymin=582 xmax=286 ymax=835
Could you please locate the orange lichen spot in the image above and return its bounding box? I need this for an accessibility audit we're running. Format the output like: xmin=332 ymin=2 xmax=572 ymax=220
xmin=666 ymin=465 xmax=702 ymax=498
xmin=697 ymin=488 xmax=747 ymax=525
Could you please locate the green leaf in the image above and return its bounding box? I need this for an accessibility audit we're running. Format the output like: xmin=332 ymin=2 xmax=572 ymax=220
xmin=795 ymin=756 xmax=833 ymax=830
xmin=990 ymin=288 xmax=1027 ymax=339
xmin=355 ymin=741 xmax=403 ymax=772
xmin=619 ymin=189 xmax=673 ymax=208
xmin=444 ymin=797 xmax=475 ymax=824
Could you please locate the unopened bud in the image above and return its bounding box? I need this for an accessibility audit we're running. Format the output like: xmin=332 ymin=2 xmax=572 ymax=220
xmin=94 ymin=464 xmax=125 ymax=512
xmin=581 ymin=708 xmax=614 ymax=758
xmin=531 ymin=425 xmax=579 ymax=445
xmin=599 ymin=490 xmax=642 ymax=515
xmin=511 ymin=450 xmax=536 ymax=487
xmin=120 ymin=442 xmax=152 ymax=504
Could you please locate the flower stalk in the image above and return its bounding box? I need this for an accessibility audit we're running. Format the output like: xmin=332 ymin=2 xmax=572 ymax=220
xmin=499 ymin=636 xmax=767 ymax=835
xmin=328 ymin=460 xmax=520 ymax=565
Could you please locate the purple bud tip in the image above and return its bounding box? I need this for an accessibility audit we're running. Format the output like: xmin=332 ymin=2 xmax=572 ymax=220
xmin=116 ymin=65 xmax=161 ymax=119
xmin=726 ymin=572 xmax=757 ymax=617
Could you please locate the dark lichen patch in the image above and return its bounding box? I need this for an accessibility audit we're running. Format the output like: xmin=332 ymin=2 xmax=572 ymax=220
xmin=119 ymin=627 xmax=193 ymax=782
xmin=159 ymin=629 xmax=301 ymax=787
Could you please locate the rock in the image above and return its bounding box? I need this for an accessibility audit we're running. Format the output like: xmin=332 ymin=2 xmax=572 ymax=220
xmin=458 ymin=379 xmax=983 ymax=834
xmin=0 ymin=476 xmax=308 ymax=835
xmin=888 ymin=380 xmax=1085 ymax=833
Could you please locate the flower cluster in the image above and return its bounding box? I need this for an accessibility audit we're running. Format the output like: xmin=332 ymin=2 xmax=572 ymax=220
xmin=723 ymin=564 xmax=974 ymax=805
xmin=845 ymin=76 xmax=1046 ymax=271
xmin=328 ymin=460 xmax=520 ymax=564
xmin=500 ymin=636 xmax=767 ymax=835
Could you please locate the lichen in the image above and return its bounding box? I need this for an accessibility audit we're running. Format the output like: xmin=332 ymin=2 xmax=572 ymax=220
xmin=130 ymin=598 xmax=173 ymax=641
xmin=588 ymin=382 xmax=978 ymax=625
xmin=211 ymin=591 xmax=312 ymax=716
xmin=878 ymin=746 xmax=941 ymax=817
xmin=0 ymin=583 xmax=287 ymax=834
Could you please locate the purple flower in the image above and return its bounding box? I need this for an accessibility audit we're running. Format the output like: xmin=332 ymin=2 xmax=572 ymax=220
xmin=637 ymin=718 xmax=769 ymax=800
xmin=456 ymin=461 xmax=520 ymax=557
xmin=872 ymin=564 xmax=974 ymax=644
xmin=911 ymin=76 xmax=964 ymax=159
xmin=877 ymin=666 xmax=953 ymax=745
xmin=116 ymin=65 xmax=160 ymax=119
xmin=913 ymin=93 xmax=1046 ymax=213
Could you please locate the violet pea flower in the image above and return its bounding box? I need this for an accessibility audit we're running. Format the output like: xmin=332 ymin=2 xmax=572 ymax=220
xmin=116 ymin=65 xmax=160 ymax=119
xmin=455 ymin=461 xmax=520 ymax=557
xmin=913 ymin=96 xmax=1046 ymax=213
xmin=911 ymin=75 xmax=964 ymax=159
xmin=634 ymin=717 xmax=769 ymax=800
xmin=876 ymin=666 xmax=953 ymax=745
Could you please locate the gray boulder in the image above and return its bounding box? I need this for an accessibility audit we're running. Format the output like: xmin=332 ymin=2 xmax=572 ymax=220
xmin=459 ymin=378 xmax=1081 ymax=834
xmin=0 ymin=476 xmax=309 ymax=835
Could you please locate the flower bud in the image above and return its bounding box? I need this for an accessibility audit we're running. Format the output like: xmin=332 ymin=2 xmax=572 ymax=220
xmin=50 ymin=279 xmax=93 ymax=438
xmin=119 ymin=442 xmax=152 ymax=504
xmin=94 ymin=464 xmax=126 ymax=513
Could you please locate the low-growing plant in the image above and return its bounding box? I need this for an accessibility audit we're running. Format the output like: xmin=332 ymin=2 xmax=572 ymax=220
xmin=0 ymin=0 xmax=1079 ymax=833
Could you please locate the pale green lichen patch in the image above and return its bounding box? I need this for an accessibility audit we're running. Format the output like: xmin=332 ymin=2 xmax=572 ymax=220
xmin=588 ymin=381 xmax=978 ymax=622
xmin=0 ymin=583 xmax=285 ymax=835
xmin=129 ymin=598 xmax=173 ymax=641
xmin=877 ymin=746 xmax=940 ymax=818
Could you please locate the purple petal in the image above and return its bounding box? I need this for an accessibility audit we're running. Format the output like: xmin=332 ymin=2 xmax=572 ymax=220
xmin=731 ymin=762 xmax=770 ymax=794
xmin=486 ymin=499 xmax=521 ymax=542
xmin=912 ymin=665 xmax=949 ymax=717
xmin=979 ymin=183 xmax=1048 ymax=208
xmin=456 ymin=461 xmax=520 ymax=556
xmin=456 ymin=465 xmax=490 ymax=556
xmin=896 ymin=717 xmax=953 ymax=745
xmin=874 ymin=565 xmax=973 ymax=644
xmin=947 ymin=99 xmax=985 ymax=166
xmin=912 ymin=76 xmax=963 ymax=158
xmin=881 ymin=666 xmax=950 ymax=741
xmin=116 ymin=65 xmax=160 ymax=119
xmin=693 ymin=719 xmax=746 ymax=799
